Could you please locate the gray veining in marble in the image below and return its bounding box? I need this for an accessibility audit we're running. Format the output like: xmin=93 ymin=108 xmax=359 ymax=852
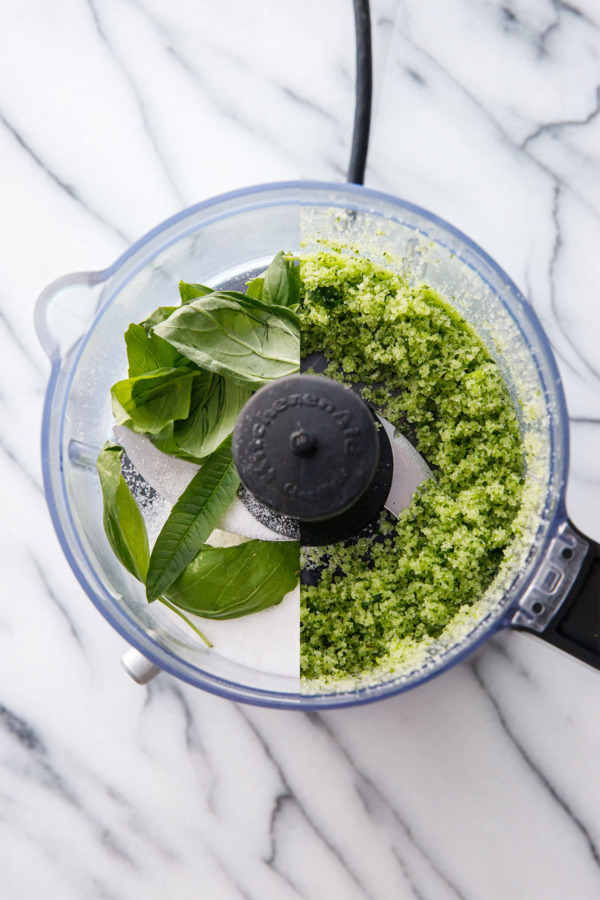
xmin=0 ymin=1 xmax=598 ymax=898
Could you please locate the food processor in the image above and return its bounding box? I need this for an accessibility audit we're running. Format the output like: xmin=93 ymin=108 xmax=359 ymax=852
xmin=35 ymin=5 xmax=599 ymax=709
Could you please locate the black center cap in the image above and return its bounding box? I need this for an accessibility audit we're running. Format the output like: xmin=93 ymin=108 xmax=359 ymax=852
xmin=232 ymin=374 xmax=379 ymax=522
xmin=290 ymin=429 xmax=317 ymax=456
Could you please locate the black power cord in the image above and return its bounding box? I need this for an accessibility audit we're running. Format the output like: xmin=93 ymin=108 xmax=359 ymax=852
xmin=347 ymin=0 xmax=373 ymax=185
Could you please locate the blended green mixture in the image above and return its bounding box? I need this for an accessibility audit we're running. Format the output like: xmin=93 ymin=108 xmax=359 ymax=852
xmin=299 ymin=248 xmax=524 ymax=684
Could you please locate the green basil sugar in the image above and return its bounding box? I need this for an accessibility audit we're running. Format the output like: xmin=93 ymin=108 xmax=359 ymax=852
xmin=299 ymin=249 xmax=525 ymax=684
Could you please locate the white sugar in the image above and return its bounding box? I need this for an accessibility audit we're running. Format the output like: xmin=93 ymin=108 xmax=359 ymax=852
xmin=193 ymin=584 xmax=300 ymax=677
xmin=113 ymin=426 xmax=198 ymax=503
xmin=219 ymin=498 xmax=291 ymax=541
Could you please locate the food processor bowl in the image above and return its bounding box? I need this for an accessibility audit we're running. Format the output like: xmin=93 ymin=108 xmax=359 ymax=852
xmin=36 ymin=182 xmax=599 ymax=709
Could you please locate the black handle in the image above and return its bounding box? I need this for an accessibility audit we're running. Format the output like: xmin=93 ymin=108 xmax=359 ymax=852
xmin=512 ymin=521 xmax=600 ymax=670
xmin=536 ymin=530 xmax=599 ymax=668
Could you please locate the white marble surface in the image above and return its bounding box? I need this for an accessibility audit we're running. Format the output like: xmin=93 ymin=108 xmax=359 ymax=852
xmin=0 ymin=1 xmax=599 ymax=898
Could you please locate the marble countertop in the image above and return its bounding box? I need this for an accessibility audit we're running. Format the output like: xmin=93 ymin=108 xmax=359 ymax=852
xmin=1 ymin=1 xmax=599 ymax=898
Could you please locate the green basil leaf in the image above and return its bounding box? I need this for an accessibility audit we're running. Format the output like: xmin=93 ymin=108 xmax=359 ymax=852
xmin=96 ymin=442 xmax=149 ymax=582
xmin=153 ymin=292 xmax=299 ymax=389
xmin=179 ymin=281 xmax=214 ymax=304
xmin=148 ymin=422 xmax=205 ymax=463
xmin=111 ymin=367 xmax=195 ymax=435
xmin=145 ymin=436 xmax=240 ymax=600
xmin=111 ymin=395 xmax=134 ymax=431
xmin=140 ymin=306 xmax=178 ymax=332
xmin=188 ymin=290 xmax=300 ymax=328
xmin=164 ymin=540 xmax=300 ymax=619
xmin=124 ymin=323 xmax=184 ymax=377
xmin=148 ymin=421 xmax=185 ymax=457
xmin=245 ymin=277 xmax=264 ymax=300
xmin=205 ymin=290 xmax=300 ymax=328
xmin=173 ymin=371 xmax=252 ymax=459
xmin=262 ymin=251 xmax=300 ymax=307
xmin=147 ymin=373 xmax=251 ymax=461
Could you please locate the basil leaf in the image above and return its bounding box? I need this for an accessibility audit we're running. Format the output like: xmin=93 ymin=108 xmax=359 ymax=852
xmin=148 ymin=422 xmax=205 ymax=463
xmin=111 ymin=395 xmax=134 ymax=431
xmin=149 ymin=422 xmax=188 ymax=457
xmin=124 ymin=323 xmax=184 ymax=377
xmin=154 ymin=292 xmax=299 ymax=389
xmin=145 ymin=436 xmax=240 ymax=600
xmin=205 ymin=290 xmax=300 ymax=327
xmin=164 ymin=540 xmax=300 ymax=619
xmin=140 ymin=306 xmax=178 ymax=332
xmin=179 ymin=281 xmax=214 ymax=304
xmin=96 ymin=442 xmax=149 ymax=582
xmin=111 ymin=367 xmax=195 ymax=434
xmin=245 ymin=277 xmax=264 ymax=300
xmin=147 ymin=374 xmax=251 ymax=461
xmin=173 ymin=371 xmax=252 ymax=460
xmin=262 ymin=251 xmax=300 ymax=307
xmin=187 ymin=290 xmax=300 ymax=328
